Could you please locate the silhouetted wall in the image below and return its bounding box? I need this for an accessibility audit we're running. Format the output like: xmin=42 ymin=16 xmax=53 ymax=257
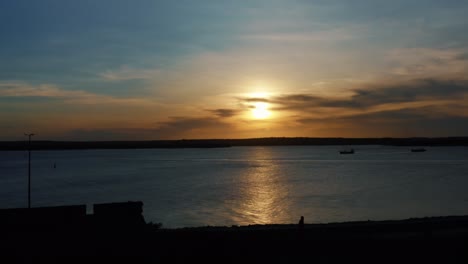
xmin=0 ymin=205 xmax=86 ymax=231
xmin=93 ymin=201 xmax=145 ymax=228
xmin=0 ymin=201 xmax=145 ymax=231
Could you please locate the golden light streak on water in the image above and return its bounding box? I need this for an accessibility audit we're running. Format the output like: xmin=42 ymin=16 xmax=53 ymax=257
xmin=232 ymin=147 xmax=290 ymax=225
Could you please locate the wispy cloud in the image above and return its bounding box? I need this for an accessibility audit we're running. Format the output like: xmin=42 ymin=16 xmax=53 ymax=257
xmin=232 ymin=77 xmax=468 ymax=137
xmin=99 ymin=66 xmax=160 ymax=81
xmin=351 ymin=79 xmax=468 ymax=106
xmin=206 ymin=108 xmax=241 ymax=118
xmin=238 ymin=78 xmax=468 ymax=112
xmin=0 ymin=81 xmax=154 ymax=106
xmin=386 ymin=48 xmax=468 ymax=79
xmin=239 ymin=97 xmax=271 ymax=103
xmin=456 ymin=53 xmax=468 ymax=60
xmin=241 ymin=25 xmax=367 ymax=44
xmin=0 ymin=82 xmax=92 ymax=98
xmin=295 ymin=106 xmax=468 ymax=137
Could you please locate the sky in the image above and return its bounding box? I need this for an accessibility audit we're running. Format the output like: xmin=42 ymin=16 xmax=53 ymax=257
xmin=1 ymin=0 xmax=468 ymax=140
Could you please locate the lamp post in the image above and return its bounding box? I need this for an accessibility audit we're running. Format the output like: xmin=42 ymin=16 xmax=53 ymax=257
xmin=25 ymin=133 xmax=35 ymax=208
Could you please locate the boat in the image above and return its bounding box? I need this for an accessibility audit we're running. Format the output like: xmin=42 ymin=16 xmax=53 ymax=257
xmin=340 ymin=148 xmax=354 ymax=154
xmin=411 ymin=148 xmax=426 ymax=152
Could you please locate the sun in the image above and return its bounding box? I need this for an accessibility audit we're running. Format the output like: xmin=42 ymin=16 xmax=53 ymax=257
xmin=251 ymin=102 xmax=271 ymax=119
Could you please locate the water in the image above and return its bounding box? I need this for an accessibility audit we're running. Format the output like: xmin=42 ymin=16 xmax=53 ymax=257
xmin=1 ymin=145 xmax=468 ymax=228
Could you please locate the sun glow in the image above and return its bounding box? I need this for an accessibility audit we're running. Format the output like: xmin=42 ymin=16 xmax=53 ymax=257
xmin=251 ymin=102 xmax=271 ymax=119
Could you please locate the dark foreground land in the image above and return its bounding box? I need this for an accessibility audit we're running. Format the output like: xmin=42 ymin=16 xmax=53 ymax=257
xmin=1 ymin=137 xmax=468 ymax=150
xmin=2 ymin=213 xmax=468 ymax=263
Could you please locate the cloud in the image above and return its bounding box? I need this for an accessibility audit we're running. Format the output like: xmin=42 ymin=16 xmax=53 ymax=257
xmin=241 ymin=97 xmax=271 ymax=103
xmin=0 ymin=81 xmax=154 ymax=106
xmin=241 ymin=25 xmax=367 ymax=44
xmin=207 ymin=108 xmax=240 ymax=118
xmin=385 ymin=48 xmax=468 ymax=79
xmin=233 ymin=77 xmax=468 ymax=137
xmin=350 ymin=79 xmax=468 ymax=106
xmin=0 ymin=82 xmax=92 ymax=98
xmin=295 ymin=106 xmax=468 ymax=137
xmin=456 ymin=53 xmax=468 ymax=60
xmin=266 ymin=94 xmax=358 ymax=110
xmin=297 ymin=107 xmax=428 ymax=124
xmin=238 ymin=78 xmax=468 ymax=112
xmin=99 ymin=66 xmax=160 ymax=81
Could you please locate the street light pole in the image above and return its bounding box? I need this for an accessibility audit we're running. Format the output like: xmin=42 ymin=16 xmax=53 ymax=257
xmin=25 ymin=133 xmax=35 ymax=208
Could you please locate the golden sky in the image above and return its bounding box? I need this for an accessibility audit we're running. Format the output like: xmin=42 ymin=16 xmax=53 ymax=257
xmin=1 ymin=1 xmax=468 ymax=140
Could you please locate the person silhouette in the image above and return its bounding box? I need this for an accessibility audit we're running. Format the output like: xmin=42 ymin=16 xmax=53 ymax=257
xmin=297 ymin=216 xmax=305 ymax=241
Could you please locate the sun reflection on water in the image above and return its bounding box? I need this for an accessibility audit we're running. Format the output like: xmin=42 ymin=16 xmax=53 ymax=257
xmin=230 ymin=147 xmax=290 ymax=225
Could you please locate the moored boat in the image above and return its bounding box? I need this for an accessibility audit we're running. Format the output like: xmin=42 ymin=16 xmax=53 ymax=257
xmin=340 ymin=149 xmax=354 ymax=154
xmin=411 ymin=148 xmax=426 ymax=152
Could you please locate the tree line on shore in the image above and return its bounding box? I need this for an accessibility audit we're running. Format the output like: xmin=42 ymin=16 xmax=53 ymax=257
xmin=1 ymin=137 xmax=468 ymax=150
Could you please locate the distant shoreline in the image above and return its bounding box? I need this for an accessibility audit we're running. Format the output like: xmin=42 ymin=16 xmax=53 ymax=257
xmin=1 ymin=137 xmax=468 ymax=150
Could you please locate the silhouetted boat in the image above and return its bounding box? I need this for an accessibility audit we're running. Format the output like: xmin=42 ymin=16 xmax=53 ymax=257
xmin=340 ymin=149 xmax=354 ymax=154
xmin=411 ymin=148 xmax=426 ymax=152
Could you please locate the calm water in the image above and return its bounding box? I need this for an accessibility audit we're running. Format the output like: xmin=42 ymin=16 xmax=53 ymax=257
xmin=1 ymin=145 xmax=468 ymax=228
